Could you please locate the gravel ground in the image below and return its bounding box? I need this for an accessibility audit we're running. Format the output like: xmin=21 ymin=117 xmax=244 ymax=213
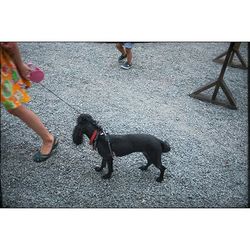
xmin=0 ymin=42 xmax=248 ymax=208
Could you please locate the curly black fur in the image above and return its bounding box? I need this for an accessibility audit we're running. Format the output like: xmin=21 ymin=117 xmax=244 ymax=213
xmin=73 ymin=114 xmax=102 ymax=145
xmin=72 ymin=113 xmax=171 ymax=182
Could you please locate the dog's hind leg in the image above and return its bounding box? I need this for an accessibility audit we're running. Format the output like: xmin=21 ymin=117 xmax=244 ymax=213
xmin=102 ymin=158 xmax=113 ymax=179
xmin=152 ymin=154 xmax=166 ymax=182
xmin=139 ymin=152 xmax=152 ymax=171
xmin=155 ymin=164 xmax=166 ymax=182
xmin=95 ymin=158 xmax=106 ymax=172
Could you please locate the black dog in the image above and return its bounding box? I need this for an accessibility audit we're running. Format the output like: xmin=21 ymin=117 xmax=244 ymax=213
xmin=72 ymin=114 xmax=170 ymax=182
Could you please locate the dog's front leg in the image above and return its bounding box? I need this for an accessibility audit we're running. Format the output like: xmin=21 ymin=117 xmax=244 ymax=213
xmin=95 ymin=158 xmax=106 ymax=172
xmin=102 ymin=158 xmax=113 ymax=179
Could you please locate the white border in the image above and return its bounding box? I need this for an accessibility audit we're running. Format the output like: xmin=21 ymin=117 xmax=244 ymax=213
xmin=1 ymin=0 xmax=249 ymax=41
xmin=1 ymin=1 xmax=249 ymax=249
xmin=0 ymin=209 xmax=249 ymax=250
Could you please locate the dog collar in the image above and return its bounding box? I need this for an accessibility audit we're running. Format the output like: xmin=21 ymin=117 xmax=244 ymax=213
xmin=89 ymin=130 xmax=98 ymax=145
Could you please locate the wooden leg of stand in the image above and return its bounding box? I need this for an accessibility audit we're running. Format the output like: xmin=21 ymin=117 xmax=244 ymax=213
xmin=190 ymin=43 xmax=237 ymax=109
xmin=190 ymin=81 xmax=217 ymax=96
xmin=212 ymin=83 xmax=220 ymax=100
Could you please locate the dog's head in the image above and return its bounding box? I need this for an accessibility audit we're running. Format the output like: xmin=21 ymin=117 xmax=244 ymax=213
xmin=72 ymin=114 xmax=101 ymax=145
xmin=72 ymin=114 xmax=91 ymax=145
xmin=77 ymin=114 xmax=94 ymax=125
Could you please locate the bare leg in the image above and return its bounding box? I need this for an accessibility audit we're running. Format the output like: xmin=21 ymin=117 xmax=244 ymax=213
xmin=8 ymin=105 xmax=54 ymax=155
xmin=116 ymin=43 xmax=126 ymax=56
xmin=125 ymin=48 xmax=132 ymax=64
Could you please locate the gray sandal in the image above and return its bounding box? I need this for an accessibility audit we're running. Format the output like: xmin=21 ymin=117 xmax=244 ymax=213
xmin=33 ymin=136 xmax=59 ymax=162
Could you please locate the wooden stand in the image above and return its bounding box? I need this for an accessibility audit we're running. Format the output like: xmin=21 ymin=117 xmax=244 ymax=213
xmin=213 ymin=42 xmax=248 ymax=70
xmin=189 ymin=42 xmax=237 ymax=110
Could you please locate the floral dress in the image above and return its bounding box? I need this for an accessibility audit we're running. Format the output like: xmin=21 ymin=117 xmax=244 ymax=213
xmin=1 ymin=48 xmax=31 ymax=110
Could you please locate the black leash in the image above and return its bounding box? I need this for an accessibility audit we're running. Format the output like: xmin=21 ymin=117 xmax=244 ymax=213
xmin=99 ymin=131 xmax=115 ymax=158
xmin=105 ymin=133 xmax=115 ymax=158
xmin=39 ymin=83 xmax=81 ymax=114
xmin=38 ymin=83 xmax=115 ymax=158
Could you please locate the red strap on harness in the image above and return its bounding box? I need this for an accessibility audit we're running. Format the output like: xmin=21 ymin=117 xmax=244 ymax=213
xmin=89 ymin=130 xmax=98 ymax=145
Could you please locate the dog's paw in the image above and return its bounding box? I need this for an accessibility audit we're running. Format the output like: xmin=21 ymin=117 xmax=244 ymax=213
xmin=156 ymin=177 xmax=163 ymax=182
xmin=139 ymin=166 xmax=148 ymax=171
xmin=95 ymin=167 xmax=103 ymax=172
xmin=102 ymin=174 xmax=112 ymax=179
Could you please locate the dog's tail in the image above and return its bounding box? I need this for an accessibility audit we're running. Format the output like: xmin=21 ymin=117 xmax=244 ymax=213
xmin=160 ymin=140 xmax=171 ymax=153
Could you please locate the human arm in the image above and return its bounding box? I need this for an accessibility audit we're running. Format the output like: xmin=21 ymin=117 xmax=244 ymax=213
xmin=0 ymin=42 xmax=32 ymax=80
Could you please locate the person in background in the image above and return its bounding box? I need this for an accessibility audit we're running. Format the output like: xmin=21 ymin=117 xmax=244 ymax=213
xmin=0 ymin=42 xmax=59 ymax=162
xmin=116 ymin=42 xmax=133 ymax=70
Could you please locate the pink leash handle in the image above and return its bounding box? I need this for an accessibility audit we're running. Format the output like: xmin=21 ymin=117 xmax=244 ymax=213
xmin=27 ymin=62 xmax=45 ymax=83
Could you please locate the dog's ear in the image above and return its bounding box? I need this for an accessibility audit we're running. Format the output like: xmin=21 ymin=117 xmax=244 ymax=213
xmin=77 ymin=114 xmax=93 ymax=125
xmin=72 ymin=124 xmax=84 ymax=145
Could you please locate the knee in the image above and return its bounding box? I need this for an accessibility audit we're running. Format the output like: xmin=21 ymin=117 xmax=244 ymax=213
xmin=116 ymin=43 xmax=122 ymax=49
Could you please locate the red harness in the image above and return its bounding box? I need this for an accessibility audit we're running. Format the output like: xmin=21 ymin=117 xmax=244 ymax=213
xmin=89 ymin=130 xmax=98 ymax=145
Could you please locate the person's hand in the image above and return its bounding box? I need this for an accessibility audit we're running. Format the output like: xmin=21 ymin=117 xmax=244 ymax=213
xmin=18 ymin=63 xmax=32 ymax=81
